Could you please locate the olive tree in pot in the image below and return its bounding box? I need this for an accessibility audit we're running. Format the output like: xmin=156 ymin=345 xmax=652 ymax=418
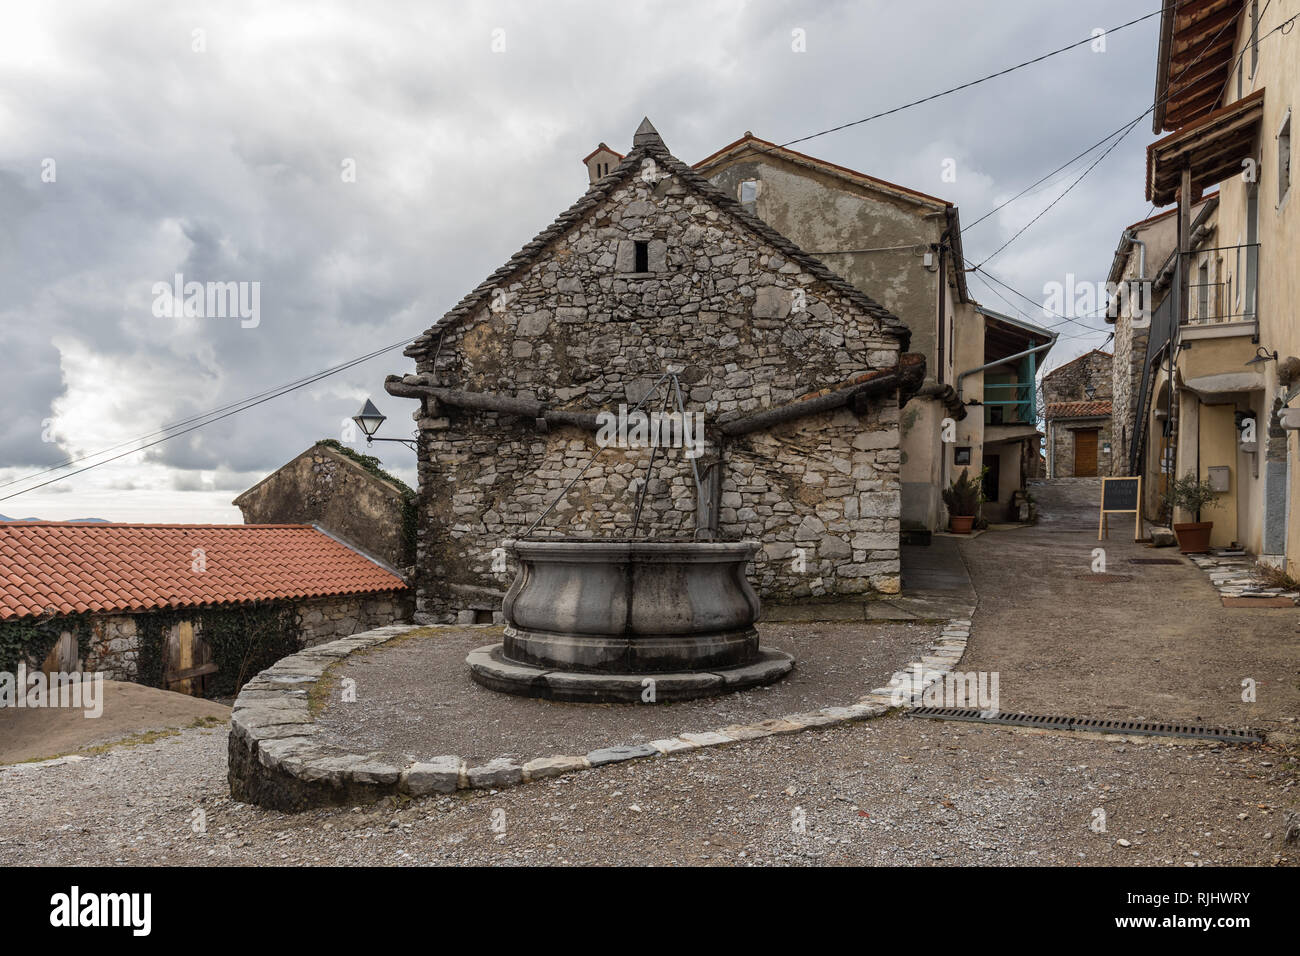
xmin=942 ymin=467 xmax=985 ymax=534
xmin=1166 ymin=472 xmax=1221 ymax=553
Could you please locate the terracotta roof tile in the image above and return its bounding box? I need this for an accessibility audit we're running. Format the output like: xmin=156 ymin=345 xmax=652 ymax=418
xmin=1044 ymin=400 xmax=1112 ymax=420
xmin=0 ymin=523 xmax=405 ymax=621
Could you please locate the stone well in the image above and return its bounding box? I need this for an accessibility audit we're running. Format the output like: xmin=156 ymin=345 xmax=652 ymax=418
xmin=467 ymin=538 xmax=793 ymax=702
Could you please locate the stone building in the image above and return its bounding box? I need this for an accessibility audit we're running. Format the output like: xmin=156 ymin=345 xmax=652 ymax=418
xmin=234 ymin=439 xmax=415 ymax=571
xmin=386 ymin=119 xmax=924 ymax=623
xmin=0 ymin=522 xmax=407 ymax=697
xmin=693 ymin=133 xmax=975 ymax=533
xmin=1043 ymin=349 xmax=1114 ymax=477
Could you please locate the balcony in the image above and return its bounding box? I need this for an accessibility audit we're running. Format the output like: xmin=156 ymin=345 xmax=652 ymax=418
xmin=1181 ymin=243 xmax=1259 ymax=341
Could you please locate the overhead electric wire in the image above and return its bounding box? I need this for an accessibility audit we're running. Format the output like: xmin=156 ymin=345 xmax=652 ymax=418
xmin=769 ymin=10 xmax=1162 ymax=151
xmin=0 ymin=339 xmax=414 ymax=492
xmin=964 ymin=120 xmax=1139 ymax=231
xmin=0 ymin=336 xmax=414 ymax=502
xmin=960 ymin=0 xmax=1292 ymax=323
xmin=973 ymin=115 xmax=1147 ymax=268
xmin=967 ymin=0 xmax=1288 ymax=263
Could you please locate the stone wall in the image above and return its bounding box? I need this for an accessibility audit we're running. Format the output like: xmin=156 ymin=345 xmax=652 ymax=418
xmin=1110 ymin=290 xmax=1153 ymax=478
xmin=296 ymin=593 xmax=406 ymax=648
xmin=1043 ymin=350 xmax=1114 ymax=405
xmin=235 ymin=442 xmax=413 ymax=570
xmin=82 ymin=615 xmax=140 ymax=681
xmin=1049 ymin=418 xmax=1114 ymax=478
xmin=403 ymin=147 xmax=906 ymax=621
xmin=29 ymin=592 xmax=405 ymax=688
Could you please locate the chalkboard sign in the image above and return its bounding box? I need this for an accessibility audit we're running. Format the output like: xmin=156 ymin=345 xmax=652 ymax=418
xmin=1102 ymin=477 xmax=1140 ymax=511
xmin=1098 ymin=476 xmax=1142 ymax=541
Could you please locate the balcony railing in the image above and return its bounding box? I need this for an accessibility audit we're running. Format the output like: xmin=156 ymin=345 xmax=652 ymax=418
xmin=1181 ymin=243 xmax=1259 ymax=327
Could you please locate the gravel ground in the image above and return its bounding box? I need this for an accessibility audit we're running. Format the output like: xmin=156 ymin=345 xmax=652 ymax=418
xmin=1 ymin=716 xmax=1294 ymax=866
xmin=312 ymin=621 xmax=938 ymax=765
xmin=959 ymin=527 xmax=1300 ymax=731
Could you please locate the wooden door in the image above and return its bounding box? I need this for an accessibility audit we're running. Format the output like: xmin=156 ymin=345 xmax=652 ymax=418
xmin=1074 ymin=430 xmax=1098 ymax=477
xmin=41 ymin=631 xmax=78 ymax=676
xmin=164 ymin=621 xmax=216 ymax=696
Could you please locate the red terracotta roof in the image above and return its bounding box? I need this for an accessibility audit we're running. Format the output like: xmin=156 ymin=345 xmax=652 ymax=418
xmin=0 ymin=523 xmax=405 ymax=622
xmin=1044 ymin=400 xmax=1112 ymax=420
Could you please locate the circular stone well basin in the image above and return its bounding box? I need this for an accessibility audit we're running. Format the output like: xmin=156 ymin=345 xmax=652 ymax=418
xmin=468 ymin=537 xmax=793 ymax=702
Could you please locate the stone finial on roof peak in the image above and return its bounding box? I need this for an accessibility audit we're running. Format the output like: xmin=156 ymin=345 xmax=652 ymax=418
xmin=633 ymin=117 xmax=664 ymax=150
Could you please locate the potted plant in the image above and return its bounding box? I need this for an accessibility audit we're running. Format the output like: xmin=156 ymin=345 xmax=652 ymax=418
xmin=942 ymin=467 xmax=984 ymax=534
xmin=1166 ymin=472 xmax=1221 ymax=553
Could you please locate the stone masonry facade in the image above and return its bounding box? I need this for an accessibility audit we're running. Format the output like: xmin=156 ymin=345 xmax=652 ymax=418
xmin=1109 ymin=285 xmax=1150 ymax=478
xmin=1044 ymin=349 xmax=1114 ymax=478
xmin=389 ymin=121 xmax=914 ymax=622
xmin=43 ymin=592 xmax=403 ymax=685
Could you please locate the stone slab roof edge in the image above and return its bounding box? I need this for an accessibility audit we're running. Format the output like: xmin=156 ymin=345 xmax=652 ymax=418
xmin=404 ymin=129 xmax=911 ymax=359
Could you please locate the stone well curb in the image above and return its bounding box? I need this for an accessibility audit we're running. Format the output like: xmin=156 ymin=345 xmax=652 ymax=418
xmin=228 ymin=619 xmax=973 ymax=812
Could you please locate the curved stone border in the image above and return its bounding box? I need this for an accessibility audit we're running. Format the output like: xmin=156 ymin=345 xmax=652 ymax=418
xmin=229 ymin=619 xmax=971 ymax=812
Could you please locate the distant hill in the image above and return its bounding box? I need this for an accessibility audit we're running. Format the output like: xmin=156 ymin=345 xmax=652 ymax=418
xmin=0 ymin=514 xmax=109 ymax=523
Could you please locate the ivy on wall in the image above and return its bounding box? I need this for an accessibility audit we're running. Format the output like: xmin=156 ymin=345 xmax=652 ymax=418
xmin=0 ymin=613 xmax=91 ymax=674
xmin=135 ymin=602 xmax=301 ymax=698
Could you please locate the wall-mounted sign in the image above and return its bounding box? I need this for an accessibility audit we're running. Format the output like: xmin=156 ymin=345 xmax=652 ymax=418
xmin=1099 ymin=476 xmax=1141 ymax=541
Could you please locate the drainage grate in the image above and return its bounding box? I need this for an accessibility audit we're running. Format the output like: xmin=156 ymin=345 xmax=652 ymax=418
xmin=1128 ymin=558 xmax=1185 ymax=565
xmin=1074 ymin=573 xmax=1133 ymax=583
xmin=906 ymin=707 xmax=1261 ymax=743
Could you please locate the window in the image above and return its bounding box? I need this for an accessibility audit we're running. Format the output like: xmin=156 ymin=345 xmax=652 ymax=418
xmin=1279 ymin=111 xmax=1292 ymax=205
xmin=633 ymin=240 xmax=649 ymax=273
xmin=739 ymin=179 xmax=759 ymax=203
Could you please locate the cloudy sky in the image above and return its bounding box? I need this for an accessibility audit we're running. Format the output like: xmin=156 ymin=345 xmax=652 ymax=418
xmin=1 ymin=0 xmax=1161 ymax=521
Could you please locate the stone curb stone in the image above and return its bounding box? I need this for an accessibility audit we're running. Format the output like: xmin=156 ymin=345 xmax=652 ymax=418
xmin=466 ymin=757 xmax=524 ymax=789
xmin=678 ymin=731 xmax=736 ymax=747
xmin=522 ymin=755 xmax=590 ymax=780
xmin=402 ymin=757 xmax=463 ymax=795
xmin=648 ymin=737 xmax=697 ymax=755
xmin=586 ymin=743 xmax=659 ymax=766
xmin=714 ymin=723 xmax=773 ymax=741
xmin=749 ymin=718 xmax=805 ymax=735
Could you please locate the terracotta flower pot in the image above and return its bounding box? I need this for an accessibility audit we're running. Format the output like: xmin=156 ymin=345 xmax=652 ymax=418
xmin=1172 ymin=521 xmax=1213 ymax=553
xmin=949 ymin=515 xmax=975 ymax=534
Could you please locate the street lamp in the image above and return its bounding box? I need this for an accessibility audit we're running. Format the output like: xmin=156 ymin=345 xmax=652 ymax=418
xmin=352 ymin=398 xmax=417 ymax=449
xmin=1244 ymin=346 xmax=1278 ymax=366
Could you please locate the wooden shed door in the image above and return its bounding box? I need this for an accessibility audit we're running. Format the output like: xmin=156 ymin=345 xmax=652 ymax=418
xmin=1074 ymin=430 xmax=1098 ymax=477
xmin=164 ymin=621 xmax=216 ymax=696
xmin=41 ymin=631 xmax=78 ymax=676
